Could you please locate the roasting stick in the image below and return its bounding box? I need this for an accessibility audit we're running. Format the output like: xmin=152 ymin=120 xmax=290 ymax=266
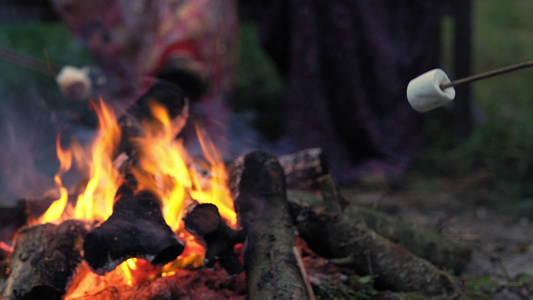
xmin=0 ymin=46 xmax=91 ymax=100
xmin=407 ymin=61 xmax=533 ymax=112
xmin=0 ymin=46 xmax=62 ymax=76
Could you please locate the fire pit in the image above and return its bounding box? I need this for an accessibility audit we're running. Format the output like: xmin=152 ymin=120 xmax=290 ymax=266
xmin=0 ymin=83 xmax=472 ymax=300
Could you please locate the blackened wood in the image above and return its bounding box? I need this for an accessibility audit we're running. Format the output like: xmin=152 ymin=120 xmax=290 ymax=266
xmin=0 ymin=200 xmax=28 ymax=242
xmin=1 ymin=219 xmax=94 ymax=300
xmin=228 ymin=151 xmax=308 ymax=300
xmin=83 ymin=187 xmax=184 ymax=274
xmin=277 ymin=148 xmax=328 ymax=190
xmin=183 ymin=203 xmax=246 ymax=275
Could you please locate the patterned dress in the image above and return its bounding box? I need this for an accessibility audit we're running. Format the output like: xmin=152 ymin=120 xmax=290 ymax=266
xmin=254 ymin=0 xmax=438 ymax=182
xmin=50 ymin=0 xmax=239 ymax=156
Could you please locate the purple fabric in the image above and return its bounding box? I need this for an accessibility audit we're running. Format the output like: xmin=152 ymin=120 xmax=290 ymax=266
xmin=257 ymin=0 xmax=438 ymax=182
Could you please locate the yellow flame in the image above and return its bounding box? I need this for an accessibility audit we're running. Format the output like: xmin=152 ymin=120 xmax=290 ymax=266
xmin=190 ymin=125 xmax=236 ymax=226
xmin=132 ymin=100 xmax=192 ymax=230
xmin=39 ymin=96 xmax=238 ymax=295
xmin=73 ymin=97 xmax=122 ymax=221
xmin=133 ymin=100 xmax=236 ymax=230
xmin=40 ymin=135 xmax=72 ymax=223
xmin=121 ymin=258 xmax=138 ymax=285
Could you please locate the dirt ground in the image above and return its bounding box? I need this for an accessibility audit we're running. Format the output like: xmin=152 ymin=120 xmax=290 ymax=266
xmin=338 ymin=171 xmax=533 ymax=299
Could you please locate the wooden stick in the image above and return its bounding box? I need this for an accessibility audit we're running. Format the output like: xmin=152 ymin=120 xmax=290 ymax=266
xmin=440 ymin=61 xmax=533 ymax=89
xmin=292 ymin=246 xmax=317 ymax=300
xmin=228 ymin=151 xmax=308 ymax=300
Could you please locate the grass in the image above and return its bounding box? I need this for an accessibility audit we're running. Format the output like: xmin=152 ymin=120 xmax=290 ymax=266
xmin=416 ymin=0 xmax=533 ymax=206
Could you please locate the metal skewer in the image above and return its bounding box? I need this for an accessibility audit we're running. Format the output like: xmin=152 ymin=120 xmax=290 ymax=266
xmin=440 ymin=61 xmax=533 ymax=89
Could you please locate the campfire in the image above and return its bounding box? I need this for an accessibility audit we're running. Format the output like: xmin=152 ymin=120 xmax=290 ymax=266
xmin=0 ymin=82 xmax=473 ymax=300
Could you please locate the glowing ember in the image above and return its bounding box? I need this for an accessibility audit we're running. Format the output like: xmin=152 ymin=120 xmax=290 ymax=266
xmin=37 ymin=96 xmax=237 ymax=297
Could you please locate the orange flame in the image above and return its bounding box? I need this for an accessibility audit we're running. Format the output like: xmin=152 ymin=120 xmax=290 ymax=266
xmin=38 ymin=96 xmax=237 ymax=296
xmin=39 ymin=135 xmax=72 ymax=223
xmin=132 ymin=100 xmax=236 ymax=229
xmin=73 ymin=97 xmax=122 ymax=221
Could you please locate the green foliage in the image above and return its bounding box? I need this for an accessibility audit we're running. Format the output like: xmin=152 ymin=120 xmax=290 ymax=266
xmin=0 ymin=23 xmax=92 ymax=111
xmin=418 ymin=0 xmax=533 ymax=206
xmin=313 ymin=275 xmax=378 ymax=300
xmin=460 ymin=274 xmax=533 ymax=299
xmin=464 ymin=275 xmax=499 ymax=294
xmin=233 ymin=22 xmax=286 ymax=141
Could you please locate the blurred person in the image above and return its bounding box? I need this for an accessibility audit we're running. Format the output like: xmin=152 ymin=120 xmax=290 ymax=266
xmin=52 ymin=0 xmax=437 ymax=185
xmin=49 ymin=0 xmax=239 ymax=156
xmin=248 ymin=0 xmax=438 ymax=184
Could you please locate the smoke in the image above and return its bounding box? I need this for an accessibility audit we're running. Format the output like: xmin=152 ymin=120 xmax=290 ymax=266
xmin=0 ymin=90 xmax=59 ymax=205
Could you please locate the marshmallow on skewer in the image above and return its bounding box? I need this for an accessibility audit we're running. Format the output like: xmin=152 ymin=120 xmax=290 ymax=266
xmin=407 ymin=68 xmax=456 ymax=113
xmin=56 ymin=65 xmax=92 ymax=100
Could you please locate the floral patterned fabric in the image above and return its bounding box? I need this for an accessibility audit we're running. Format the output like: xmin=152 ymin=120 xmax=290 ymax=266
xmin=50 ymin=0 xmax=239 ymax=155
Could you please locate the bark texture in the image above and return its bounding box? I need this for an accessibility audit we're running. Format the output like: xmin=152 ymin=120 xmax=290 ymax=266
xmin=287 ymin=176 xmax=461 ymax=296
xmin=2 ymin=219 xmax=94 ymax=300
xmin=228 ymin=151 xmax=309 ymax=300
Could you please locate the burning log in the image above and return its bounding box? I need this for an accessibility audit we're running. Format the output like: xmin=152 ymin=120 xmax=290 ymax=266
xmin=228 ymin=151 xmax=310 ymax=300
xmin=183 ymin=203 xmax=246 ymax=275
xmin=1 ymin=219 xmax=94 ymax=300
xmin=83 ymin=185 xmax=184 ymax=274
xmin=289 ymin=175 xmax=459 ymax=296
xmin=115 ymin=81 xmax=189 ymax=169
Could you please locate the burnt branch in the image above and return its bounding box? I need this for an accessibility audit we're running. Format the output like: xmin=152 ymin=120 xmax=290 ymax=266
xmin=228 ymin=151 xmax=309 ymax=300
xmin=2 ymin=219 xmax=94 ymax=300
xmin=83 ymin=187 xmax=184 ymax=274
xmin=183 ymin=203 xmax=245 ymax=275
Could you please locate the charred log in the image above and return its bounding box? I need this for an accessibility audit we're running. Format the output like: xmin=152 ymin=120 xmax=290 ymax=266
xmin=83 ymin=186 xmax=184 ymax=274
xmin=183 ymin=203 xmax=246 ymax=275
xmin=1 ymin=219 xmax=94 ymax=300
xmin=228 ymin=151 xmax=309 ymax=300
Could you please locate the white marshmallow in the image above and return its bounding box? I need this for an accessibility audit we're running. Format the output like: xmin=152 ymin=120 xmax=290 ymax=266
xmin=406 ymin=68 xmax=456 ymax=113
xmin=56 ymin=66 xmax=92 ymax=100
